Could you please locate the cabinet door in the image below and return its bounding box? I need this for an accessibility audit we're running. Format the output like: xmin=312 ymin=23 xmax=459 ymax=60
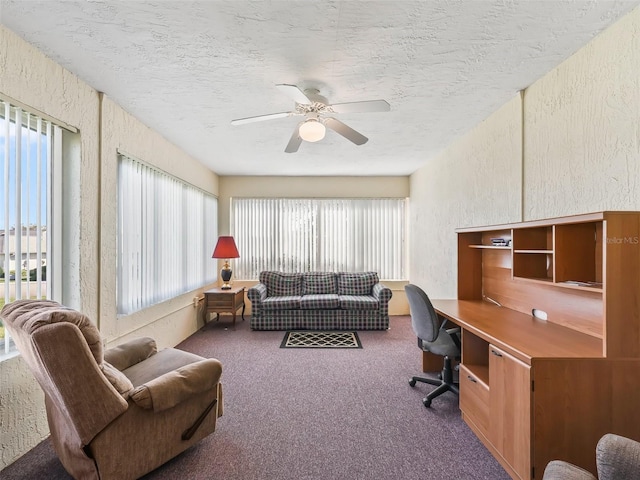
xmin=489 ymin=345 xmax=532 ymax=479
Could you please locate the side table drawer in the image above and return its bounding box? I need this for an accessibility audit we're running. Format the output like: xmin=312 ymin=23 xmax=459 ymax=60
xmin=459 ymin=365 xmax=490 ymax=438
xmin=207 ymin=297 xmax=234 ymax=308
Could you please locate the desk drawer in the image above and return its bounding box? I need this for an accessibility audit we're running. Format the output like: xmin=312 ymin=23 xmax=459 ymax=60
xmin=459 ymin=365 xmax=490 ymax=438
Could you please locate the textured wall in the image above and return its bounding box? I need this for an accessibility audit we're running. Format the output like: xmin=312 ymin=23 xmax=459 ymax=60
xmin=0 ymin=26 xmax=219 ymax=468
xmin=99 ymin=96 xmax=219 ymax=348
xmin=408 ymin=6 xmax=640 ymax=298
xmin=0 ymin=25 xmax=100 ymax=468
xmin=523 ymin=8 xmax=640 ymax=219
xmin=409 ymin=96 xmax=523 ymax=298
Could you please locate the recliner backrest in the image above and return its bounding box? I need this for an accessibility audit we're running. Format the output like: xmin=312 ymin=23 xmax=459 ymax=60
xmin=2 ymin=299 xmax=128 ymax=445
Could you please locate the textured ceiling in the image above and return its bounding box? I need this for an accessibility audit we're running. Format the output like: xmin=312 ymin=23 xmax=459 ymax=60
xmin=1 ymin=1 xmax=638 ymax=176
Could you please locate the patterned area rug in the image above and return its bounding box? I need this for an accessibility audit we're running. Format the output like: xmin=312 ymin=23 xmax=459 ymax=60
xmin=280 ymin=331 xmax=362 ymax=349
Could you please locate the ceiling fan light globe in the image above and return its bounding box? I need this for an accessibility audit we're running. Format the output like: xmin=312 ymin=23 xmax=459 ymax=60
xmin=299 ymin=119 xmax=326 ymax=142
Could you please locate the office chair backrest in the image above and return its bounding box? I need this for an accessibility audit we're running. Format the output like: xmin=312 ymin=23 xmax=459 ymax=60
xmin=404 ymin=284 xmax=442 ymax=343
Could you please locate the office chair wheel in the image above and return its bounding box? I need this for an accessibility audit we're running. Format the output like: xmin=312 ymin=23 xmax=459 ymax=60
xmin=422 ymin=398 xmax=432 ymax=408
xmin=409 ymin=378 xmax=417 ymax=387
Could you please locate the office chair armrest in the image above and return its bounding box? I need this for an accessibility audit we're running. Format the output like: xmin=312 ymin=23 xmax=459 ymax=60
xmin=445 ymin=326 xmax=461 ymax=350
xmin=130 ymin=358 xmax=223 ymax=412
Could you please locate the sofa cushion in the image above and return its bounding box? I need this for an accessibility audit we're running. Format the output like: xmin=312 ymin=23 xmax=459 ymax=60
xmin=263 ymin=296 xmax=301 ymax=311
xmin=302 ymin=272 xmax=337 ymax=295
xmin=337 ymin=272 xmax=379 ymax=296
xmin=260 ymin=271 xmax=303 ymax=297
xmin=300 ymin=294 xmax=340 ymax=310
xmin=339 ymin=295 xmax=380 ymax=311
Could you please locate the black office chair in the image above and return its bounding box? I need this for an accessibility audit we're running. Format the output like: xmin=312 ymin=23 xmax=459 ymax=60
xmin=405 ymin=284 xmax=461 ymax=407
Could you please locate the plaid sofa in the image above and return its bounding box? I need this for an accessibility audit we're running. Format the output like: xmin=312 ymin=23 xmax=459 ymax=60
xmin=247 ymin=271 xmax=392 ymax=330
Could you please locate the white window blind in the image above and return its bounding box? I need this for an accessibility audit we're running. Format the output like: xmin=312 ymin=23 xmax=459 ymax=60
xmin=1 ymin=99 xmax=53 ymax=358
xmin=231 ymin=198 xmax=406 ymax=280
xmin=117 ymin=155 xmax=217 ymax=315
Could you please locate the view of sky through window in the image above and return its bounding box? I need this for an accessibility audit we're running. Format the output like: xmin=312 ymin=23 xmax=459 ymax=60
xmin=0 ymin=111 xmax=48 ymax=229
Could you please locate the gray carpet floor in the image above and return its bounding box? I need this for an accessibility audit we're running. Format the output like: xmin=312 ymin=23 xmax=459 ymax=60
xmin=2 ymin=315 xmax=510 ymax=480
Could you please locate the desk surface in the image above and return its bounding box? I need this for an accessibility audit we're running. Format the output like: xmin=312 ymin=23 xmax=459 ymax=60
xmin=432 ymin=299 xmax=603 ymax=364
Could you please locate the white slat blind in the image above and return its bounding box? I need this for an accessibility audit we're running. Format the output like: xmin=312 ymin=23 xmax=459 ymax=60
xmin=231 ymin=198 xmax=406 ymax=280
xmin=1 ymin=99 xmax=52 ymax=357
xmin=117 ymin=155 xmax=217 ymax=315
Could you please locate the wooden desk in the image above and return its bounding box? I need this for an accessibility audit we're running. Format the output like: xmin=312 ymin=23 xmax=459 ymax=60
xmin=437 ymin=212 xmax=640 ymax=480
xmin=432 ymin=300 xmax=602 ymax=362
xmin=433 ymin=299 xmax=640 ymax=480
xmin=203 ymin=286 xmax=245 ymax=325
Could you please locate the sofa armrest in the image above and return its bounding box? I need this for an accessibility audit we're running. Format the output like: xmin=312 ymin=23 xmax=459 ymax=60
xmin=372 ymin=283 xmax=392 ymax=304
xmin=248 ymin=283 xmax=267 ymax=305
xmin=130 ymin=358 xmax=223 ymax=412
xmin=104 ymin=337 xmax=157 ymax=371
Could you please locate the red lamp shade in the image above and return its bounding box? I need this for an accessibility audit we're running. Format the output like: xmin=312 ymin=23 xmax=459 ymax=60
xmin=212 ymin=236 xmax=240 ymax=259
xmin=212 ymin=236 xmax=239 ymax=290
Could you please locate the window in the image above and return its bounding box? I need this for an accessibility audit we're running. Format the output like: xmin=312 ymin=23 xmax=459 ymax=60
xmin=0 ymin=98 xmax=59 ymax=358
xmin=231 ymin=198 xmax=406 ymax=280
xmin=117 ymin=154 xmax=217 ymax=315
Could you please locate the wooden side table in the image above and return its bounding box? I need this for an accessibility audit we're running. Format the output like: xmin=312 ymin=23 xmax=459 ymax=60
xmin=203 ymin=286 xmax=246 ymax=326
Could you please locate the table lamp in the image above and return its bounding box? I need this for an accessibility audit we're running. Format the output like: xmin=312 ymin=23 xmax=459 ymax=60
xmin=212 ymin=236 xmax=240 ymax=289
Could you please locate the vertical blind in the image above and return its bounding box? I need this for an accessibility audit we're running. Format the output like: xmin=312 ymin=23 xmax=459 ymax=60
xmin=117 ymin=155 xmax=217 ymax=315
xmin=1 ymin=99 xmax=51 ymax=357
xmin=231 ymin=198 xmax=406 ymax=280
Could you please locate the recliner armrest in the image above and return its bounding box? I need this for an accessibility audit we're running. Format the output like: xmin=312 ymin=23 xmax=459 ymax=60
xmin=130 ymin=358 xmax=223 ymax=412
xmin=104 ymin=337 xmax=158 ymax=371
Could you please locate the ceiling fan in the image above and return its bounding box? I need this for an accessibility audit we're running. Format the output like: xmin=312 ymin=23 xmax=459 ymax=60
xmin=231 ymin=84 xmax=390 ymax=153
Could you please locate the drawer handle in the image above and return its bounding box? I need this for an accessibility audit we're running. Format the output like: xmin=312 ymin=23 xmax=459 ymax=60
xmin=490 ymin=349 xmax=503 ymax=357
xmin=467 ymin=375 xmax=477 ymax=383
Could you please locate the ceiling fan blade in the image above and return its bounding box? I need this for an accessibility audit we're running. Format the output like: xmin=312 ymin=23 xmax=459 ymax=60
xmin=329 ymin=99 xmax=390 ymax=114
xmin=276 ymin=84 xmax=313 ymax=105
xmin=285 ymin=124 xmax=303 ymax=153
xmin=231 ymin=111 xmax=292 ymax=125
xmin=324 ymin=117 xmax=368 ymax=145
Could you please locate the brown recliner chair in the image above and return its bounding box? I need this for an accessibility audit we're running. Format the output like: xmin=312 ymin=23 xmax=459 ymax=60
xmin=2 ymin=299 xmax=223 ymax=480
xmin=543 ymin=433 xmax=640 ymax=480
